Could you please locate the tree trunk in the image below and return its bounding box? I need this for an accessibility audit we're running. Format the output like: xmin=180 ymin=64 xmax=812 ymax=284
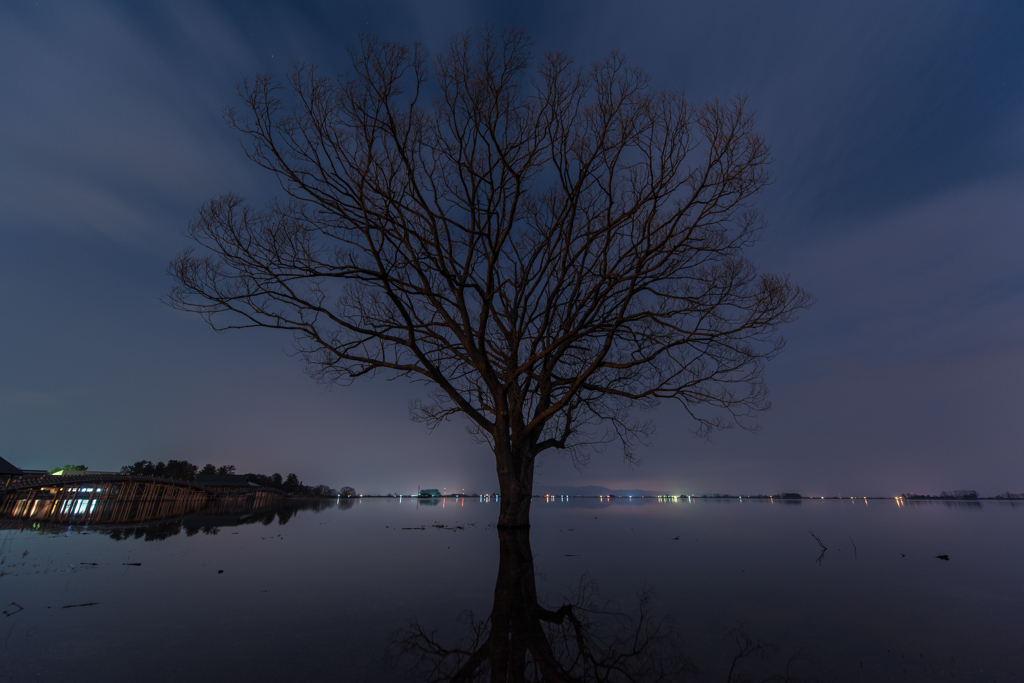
xmin=495 ymin=442 xmax=535 ymax=529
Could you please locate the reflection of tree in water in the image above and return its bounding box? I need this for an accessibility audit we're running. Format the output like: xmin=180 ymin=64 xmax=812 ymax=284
xmin=389 ymin=530 xmax=811 ymax=683
xmin=390 ymin=529 xmax=688 ymax=682
xmin=107 ymin=521 xmax=195 ymax=542
xmin=942 ymin=501 xmax=982 ymax=510
xmin=103 ymin=498 xmax=342 ymax=542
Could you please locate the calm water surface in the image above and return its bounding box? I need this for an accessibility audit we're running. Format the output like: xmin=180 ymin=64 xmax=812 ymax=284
xmin=1 ymin=497 xmax=1022 ymax=681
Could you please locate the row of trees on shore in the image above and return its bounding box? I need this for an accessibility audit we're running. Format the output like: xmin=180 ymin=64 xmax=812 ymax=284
xmin=903 ymin=490 xmax=980 ymax=500
xmin=118 ymin=459 xmax=337 ymax=496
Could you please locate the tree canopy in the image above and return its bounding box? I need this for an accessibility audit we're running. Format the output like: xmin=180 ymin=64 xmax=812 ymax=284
xmin=169 ymin=27 xmax=811 ymax=526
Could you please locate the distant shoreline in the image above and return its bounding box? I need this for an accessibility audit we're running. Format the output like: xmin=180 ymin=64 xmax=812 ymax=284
xmin=351 ymin=494 xmax=1021 ymax=502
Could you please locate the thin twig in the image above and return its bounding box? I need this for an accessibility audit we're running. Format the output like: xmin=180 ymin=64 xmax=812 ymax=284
xmin=809 ymin=530 xmax=827 ymax=566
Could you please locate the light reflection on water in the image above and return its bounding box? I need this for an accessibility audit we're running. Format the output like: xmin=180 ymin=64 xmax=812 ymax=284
xmin=0 ymin=497 xmax=1022 ymax=681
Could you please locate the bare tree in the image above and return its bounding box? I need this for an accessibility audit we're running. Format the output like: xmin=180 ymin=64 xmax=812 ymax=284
xmin=168 ymin=27 xmax=812 ymax=528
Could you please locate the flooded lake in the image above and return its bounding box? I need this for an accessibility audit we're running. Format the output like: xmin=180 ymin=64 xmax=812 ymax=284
xmin=2 ymin=496 xmax=1022 ymax=681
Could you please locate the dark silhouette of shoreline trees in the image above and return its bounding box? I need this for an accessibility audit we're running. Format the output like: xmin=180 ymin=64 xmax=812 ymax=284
xmin=198 ymin=463 xmax=237 ymax=476
xmin=47 ymin=464 xmax=88 ymax=474
xmin=118 ymin=459 xmax=335 ymax=496
xmin=169 ymin=27 xmax=811 ymax=528
xmin=120 ymin=459 xmax=197 ymax=480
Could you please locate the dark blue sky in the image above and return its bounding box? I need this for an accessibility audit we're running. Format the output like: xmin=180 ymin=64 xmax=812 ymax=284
xmin=1 ymin=1 xmax=1022 ymax=495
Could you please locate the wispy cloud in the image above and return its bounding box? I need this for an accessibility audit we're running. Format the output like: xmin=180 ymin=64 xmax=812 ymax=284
xmin=0 ymin=3 xmax=261 ymax=246
xmin=791 ymin=174 xmax=1024 ymax=365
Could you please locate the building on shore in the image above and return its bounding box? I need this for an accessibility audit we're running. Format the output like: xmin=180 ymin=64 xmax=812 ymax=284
xmin=0 ymin=456 xmax=22 ymax=487
xmin=0 ymin=457 xmax=48 ymax=486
